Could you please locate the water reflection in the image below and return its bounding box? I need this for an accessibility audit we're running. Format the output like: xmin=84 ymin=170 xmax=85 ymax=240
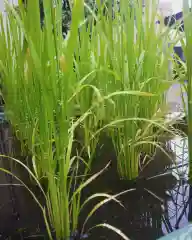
xmin=162 ymin=137 xmax=190 ymax=236
xmin=169 ymin=137 xmax=188 ymax=178
xmin=126 ymin=136 xmax=191 ymax=239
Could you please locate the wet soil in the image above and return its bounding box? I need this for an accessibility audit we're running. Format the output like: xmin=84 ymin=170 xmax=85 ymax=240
xmin=0 ymin=122 xmax=191 ymax=240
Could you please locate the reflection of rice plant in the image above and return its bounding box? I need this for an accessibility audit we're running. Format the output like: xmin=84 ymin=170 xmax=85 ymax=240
xmin=161 ymin=135 xmax=190 ymax=234
xmin=162 ymin=183 xmax=191 ymax=234
xmin=169 ymin=137 xmax=188 ymax=178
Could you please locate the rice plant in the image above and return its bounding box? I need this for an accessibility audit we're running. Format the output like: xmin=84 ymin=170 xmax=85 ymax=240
xmin=182 ymin=0 xmax=192 ymax=180
xmin=0 ymin=0 xmax=133 ymax=239
xmin=74 ymin=0 xmax=177 ymax=180
xmin=0 ymin=1 xmax=181 ymax=238
xmin=0 ymin=0 xmax=102 ymax=238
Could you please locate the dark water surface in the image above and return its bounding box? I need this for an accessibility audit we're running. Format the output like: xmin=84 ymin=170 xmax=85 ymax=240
xmin=80 ymin=138 xmax=191 ymax=240
xmin=0 ymin=122 xmax=191 ymax=240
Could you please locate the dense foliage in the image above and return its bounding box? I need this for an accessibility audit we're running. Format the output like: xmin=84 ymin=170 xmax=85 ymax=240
xmin=0 ymin=0 xmax=188 ymax=239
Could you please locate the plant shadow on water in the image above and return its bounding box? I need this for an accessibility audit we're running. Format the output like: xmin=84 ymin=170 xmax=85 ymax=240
xmin=0 ymin=122 xmax=191 ymax=240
